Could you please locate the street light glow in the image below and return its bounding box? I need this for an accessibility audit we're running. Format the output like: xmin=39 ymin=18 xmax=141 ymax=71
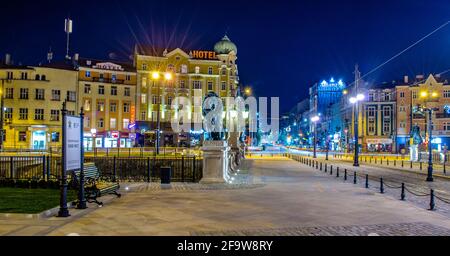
xmin=311 ymin=116 xmax=320 ymax=122
xmin=356 ymin=94 xmax=365 ymax=101
xmin=349 ymin=97 xmax=357 ymax=104
xmin=420 ymin=91 xmax=428 ymax=98
xmin=151 ymin=71 xmax=160 ymax=80
xmin=432 ymin=92 xmax=438 ymax=98
xmin=164 ymin=72 xmax=173 ymax=81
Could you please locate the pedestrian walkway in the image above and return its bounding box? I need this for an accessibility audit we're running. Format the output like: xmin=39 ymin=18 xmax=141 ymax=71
xmin=2 ymin=158 xmax=450 ymax=236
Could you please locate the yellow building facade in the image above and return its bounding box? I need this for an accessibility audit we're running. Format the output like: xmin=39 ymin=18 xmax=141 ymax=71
xmin=133 ymin=35 xmax=239 ymax=146
xmin=0 ymin=64 xmax=78 ymax=150
xmin=77 ymin=59 xmax=137 ymax=150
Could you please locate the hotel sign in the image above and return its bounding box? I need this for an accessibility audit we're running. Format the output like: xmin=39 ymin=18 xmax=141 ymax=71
xmin=191 ymin=50 xmax=217 ymax=60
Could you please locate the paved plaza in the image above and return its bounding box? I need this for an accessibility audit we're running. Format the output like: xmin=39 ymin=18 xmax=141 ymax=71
xmin=2 ymin=158 xmax=450 ymax=236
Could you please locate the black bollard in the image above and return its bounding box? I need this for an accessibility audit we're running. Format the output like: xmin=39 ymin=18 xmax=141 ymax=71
xmin=420 ymin=162 xmax=423 ymax=170
xmin=365 ymin=174 xmax=369 ymax=188
xmin=402 ymin=161 xmax=404 ymax=168
xmin=429 ymin=189 xmax=435 ymax=211
xmin=380 ymin=178 xmax=384 ymax=194
xmin=344 ymin=169 xmax=347 ymax=181
xmin=410 ymin=161 xmax=413 ymax=169
xmin=353 ymin=172 xmax=357 ymax=184
xmin=336 ymin=167 xmax=340 ymax=177
xmin=387 ymin=159 xmax=389 ymax=166
xmin=325 ymin=164 xmax=327 ymax=172
xmin=401 ymin=183 xmax=405 ymax=201
xmin=330 ymin=167 xmax=333 ymax=175
xmin=394 ymin=160 xmax=396 ymax=166
xmin=320 ymin=162 xmax=322 ymax=171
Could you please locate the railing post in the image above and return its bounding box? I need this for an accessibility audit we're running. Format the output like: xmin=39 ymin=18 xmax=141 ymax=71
xmin=353 ymin=171 xmax=357 ymax=184
xmin=113 ymin=156 xmax=117 ymax=182
xmin=380 ymin=178 xmax=384 ymax=194
xmin=429 ymin=189 xmax=435 ymax=211
xmin=182 ymin=156 xmax=185 ymax=182
xmin=147 ymin=157 xmax=151 ymax=183
xmin=401 ymin=183 xmax=405 ymax=201
xmin=365 ymin=174 xmax=369 ymax=188
xmin=193 ymin=156 xmax=196 ymax=182
xmin=9 ymin=156 xmax=14 ymax=179
xmin=42 ymin=155 xmax=46 ymax=180
xmin=46 ymin=155 xmax=50 ymax=181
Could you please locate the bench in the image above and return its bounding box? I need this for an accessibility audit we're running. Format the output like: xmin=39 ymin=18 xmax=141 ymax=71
xmin=72 ymin=162 xmax=121 ymax=205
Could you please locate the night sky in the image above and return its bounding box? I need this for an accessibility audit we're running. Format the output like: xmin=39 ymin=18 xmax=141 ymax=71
xmin=1 ymin=0 xmax=449 ymax=112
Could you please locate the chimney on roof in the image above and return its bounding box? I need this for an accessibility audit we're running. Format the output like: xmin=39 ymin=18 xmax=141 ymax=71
xmin=5 ymin=54 xmax=11 ymax=65
xmin=404 ymin=75 xmax=409 ymax=84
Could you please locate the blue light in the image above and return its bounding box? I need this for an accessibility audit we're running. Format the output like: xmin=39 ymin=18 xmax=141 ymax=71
xmin=330 ymin=77 xmax=335 ymax=83
xmin=338 ymin=79 xmax=344 ymax=86
xmin=321 ymin=80 xmax=328 ymax=86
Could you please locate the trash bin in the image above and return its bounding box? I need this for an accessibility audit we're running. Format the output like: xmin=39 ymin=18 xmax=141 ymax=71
xmin=160 ymin=166 xmax=171 ymax=184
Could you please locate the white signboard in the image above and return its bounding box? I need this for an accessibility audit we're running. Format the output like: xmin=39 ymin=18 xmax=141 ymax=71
xmin=64 ymin=115 xmax=81 ymax=171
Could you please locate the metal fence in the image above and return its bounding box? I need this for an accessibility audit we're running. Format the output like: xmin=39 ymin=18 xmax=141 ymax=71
xmin=0 ymin=155 xmax=203 ymax=182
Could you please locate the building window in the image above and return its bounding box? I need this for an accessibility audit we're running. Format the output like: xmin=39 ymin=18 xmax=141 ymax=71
xmin=221 ymin=82 xmax=226 ymax=91
xmin=124 ymin=87 xmax=131 ymax=96
xmin=84 ymin=99 xmax=91 ymax=111
xmin=111 ymin=86 xmax=117 ymax=96
xmin=85 ymin=117 xmax=90 ymax=128
xmin=367 ymin=107 xmax=376 ymax=117
xmin=51 ymin=90 xmax=61 ymax=101
xmin=67 ymin=91 xmax=76 ymax=102
xmin=208 ymin=67 xmax=213 ymax=75
xmin=142 ymin=64 xmax=147 ymax=70
xmin=84 ymin=84 xmax=91 ymax=94
xmin=142 ymin=77 xmax=147 ymax=88
xmin=85 ymin=71 xmax=91 ymax=78
xmin=412 ymin=91 xmax=417 ymax=99
xmin=20 ymin=88 xmax=29 ymax=99
xmin=19 ymin=131 xmax=27 ymax=142
xmin=123 ymin=103 xmax=130 ymax=113
xmin=141 ymin=94 xmax=147 ymax=104
xmin=444 ymin=90 xmax=450 ymax=98
xmin=97 ymin=102 xmax=105 ymax=112
xmin=400 ymin=92 xmax=405 ymax=98
xmin=112 ymin=74 xmax=117 ymax=82
xmin=50 ymin=110 xmax=60 ymax=121
xmin=98 ymin=85 xmax=105 ymax=95
xmin=383 ymin=106 xmax=391 ymax=117
xmin=123 ymin=119 xmax=130 ymax=129
xmin=35 ymin=74 xmax=40 ymax=80
xmin=368 ymin=120 xmax=375 ymax=134
xmin=181 ymin=65 xmax=188 ymax=74
xmin=195 ymin=66 xmax=200 ymax=74
xmin=21 ymin=72 xmax=28 ymax=80
xmin=34 ymin=109 xmax=44 ymax=120
xmin=4 ymin=108 xmax=12 ymax=120
xmin=399 ymin=106 xmax=406 ymax=112
xmin=152 ymin=95 xmax=158 ymax=104
xmin=208 ymin=81 xmax=213 ymax=91
xmin=5 ymin=88 xmax=13 ymax=99
xmin=180 ymin=80 xmax=186 ymax=89
xmin=98 ymin=118 xmax=104 ymax=128
xmin=167 ymin=96 xmax=173 ymax=105
xmin=400 ymin=122 xmax=406 ymax=128
xmin=193 ymin=81 xmax=202 ymax=89
xmin=19 ymin=108 xmax=28 ymax=120
xmin=110 ymin=103 xmax=117 ymax=113
xmin=35 ymin=89 xmax=45 ymax=100
xmin=51 ymin=132 xmax=60 ymax=142
xmin=221 ymin=68 xmax=226 ymax=75
xmin=384 ymin=93 xmax=391 ymax=101
xmin=141 ymin=111 xmax=147 ymax=120
xmin=68 ymin=111 xmax=75 ymax=116
xmin=7 ymin=72 xmax=13 ymax=79
xmin=383 ymin=121 xmax=391 ymax=134
xmin=110 ymin=118 xmax=117 ymax=129
xmin=444 ymin=122 xmax=450 ymax=131
xmin=126 ymin=75 xmax=131 ymax=81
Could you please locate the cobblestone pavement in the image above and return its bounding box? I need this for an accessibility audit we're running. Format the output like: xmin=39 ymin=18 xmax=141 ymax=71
xmin=289 ymin=154 xmax=450 ymax=216
xmin=192 ymin=222 xmax=450 ymax=236
xmin=3 ymin=158 xmax=450 ymax=236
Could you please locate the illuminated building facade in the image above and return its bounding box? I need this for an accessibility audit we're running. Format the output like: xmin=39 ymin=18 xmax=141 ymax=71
xmin=77 ymin=58 xmax=137 ymax=150
xmin=133 ymin=35 xmax=239 ymax=147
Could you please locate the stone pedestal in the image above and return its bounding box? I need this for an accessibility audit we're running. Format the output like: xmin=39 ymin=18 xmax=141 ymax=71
xmin=200 ymin=141 xmax=230 ymax=183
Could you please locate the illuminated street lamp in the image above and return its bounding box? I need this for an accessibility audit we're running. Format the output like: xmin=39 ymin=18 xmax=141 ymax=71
xmin=349 ymin=93 xmax=364 ymax=167
xmin=418 ymin=90 xmax=439 ymax=182
xmin=151 ymin=71 xmax=173 ymax=155
xmin=311 ymin=115 xmax=320 ymax=158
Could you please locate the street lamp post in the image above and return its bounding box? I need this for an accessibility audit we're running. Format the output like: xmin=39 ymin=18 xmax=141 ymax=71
xmin=349 ymin=94 xmax=364 ymax=167
xmin=151 ymin=71 xmax=172 ymax=155
xmin=311 ymin=115 xmax=320 ymax=158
